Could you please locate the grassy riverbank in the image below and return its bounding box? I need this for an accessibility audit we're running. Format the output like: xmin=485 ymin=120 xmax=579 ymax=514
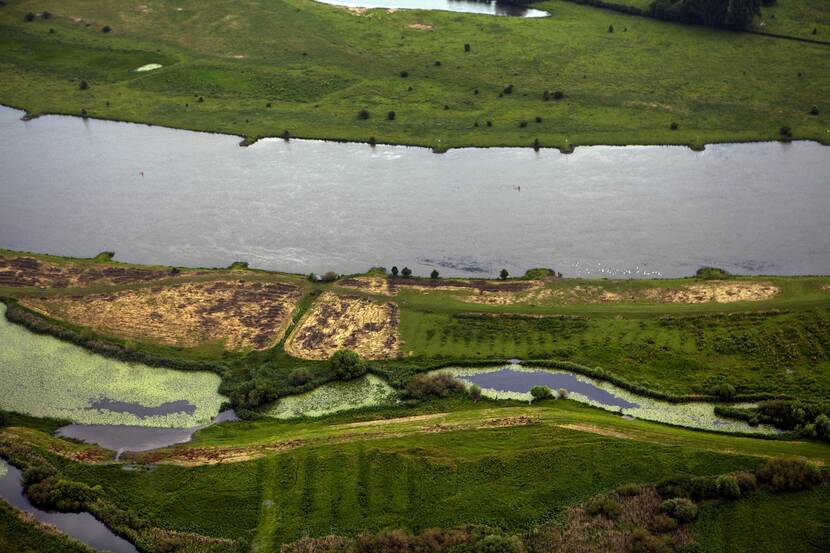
xmin=0 ymin=0 xmax=828 ymax=150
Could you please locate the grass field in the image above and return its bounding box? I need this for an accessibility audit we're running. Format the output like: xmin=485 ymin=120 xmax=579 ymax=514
xmin=0 ymin=0 xmax=827 ymax=150
xmin=693 ymin=486 xmax=830 ymax=552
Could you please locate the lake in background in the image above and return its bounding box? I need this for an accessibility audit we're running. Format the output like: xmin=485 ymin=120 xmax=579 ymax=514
xmin=1 ymin=106 xmax=829 ymax=278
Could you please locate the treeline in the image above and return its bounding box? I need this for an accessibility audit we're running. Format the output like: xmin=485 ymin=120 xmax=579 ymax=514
xmin=558 ymin=0 xmax=768 ymax=30
xmin=647 ymin=0 xmax=763 ymax=30
xmin=715 ymin=400 xmax=830 ymax=441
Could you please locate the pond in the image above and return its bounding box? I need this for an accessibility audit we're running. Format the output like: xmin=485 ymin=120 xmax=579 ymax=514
xmin=0 ymin=302 xmax=226 ymax=428
xmin=0 ymin=460 xmax=139 ymax=553
xmin=436 ymin=365 xmax=777 ymax=434
xmin=57 ymin=410 xmax=238 ymax=457
xmin=1 ymin=106 xmax=829 ymax=278
xmin=313 ymin=0 xmax=549 ymax=17
xmin=265 ymin=374 xmax=398 ymax=419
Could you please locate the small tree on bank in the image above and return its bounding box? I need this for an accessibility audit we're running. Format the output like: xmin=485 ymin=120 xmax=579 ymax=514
xmin=329 ymin=349 xmax=366 ymax=381
xmin=499 ymin=269 xmax=509 ymax=280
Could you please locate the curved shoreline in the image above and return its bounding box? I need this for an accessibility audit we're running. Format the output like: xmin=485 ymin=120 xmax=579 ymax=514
xmin=8 ymin=103 xmax=829 ymax=154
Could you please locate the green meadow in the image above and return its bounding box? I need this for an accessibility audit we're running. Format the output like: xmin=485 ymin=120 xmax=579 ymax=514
xmin=0 ymin=0 xmax=828 ymax=149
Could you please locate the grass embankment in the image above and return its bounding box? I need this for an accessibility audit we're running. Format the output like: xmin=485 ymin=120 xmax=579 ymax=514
xmin=0 ymin=0 xmax=827 ymax=150
xmin=0 ymin=501 xmax=95 ymax=553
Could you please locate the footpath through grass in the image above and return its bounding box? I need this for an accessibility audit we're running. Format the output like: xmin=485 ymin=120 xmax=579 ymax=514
xmin=0 ymin=0 xmax=827 ymax=149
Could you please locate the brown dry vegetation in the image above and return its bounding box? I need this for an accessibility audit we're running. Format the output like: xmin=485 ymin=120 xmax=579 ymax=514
xmin=285 ymin=292 xmax=400 ymax=360
xmin=0 ymin=255 xmax=188 ymax=289
xmin=526 ymin=487 xmax=693 ymax=553
xmin=460 ymin=281 xmax=780 ymax=306
xmin=21 ymin=280 xmax=302 ymax=350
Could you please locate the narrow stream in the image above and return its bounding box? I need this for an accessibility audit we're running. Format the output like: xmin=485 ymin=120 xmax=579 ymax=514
xmin=0 ymin=460 xmax=138 ymax=553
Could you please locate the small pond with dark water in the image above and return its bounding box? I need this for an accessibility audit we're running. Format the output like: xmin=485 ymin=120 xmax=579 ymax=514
xmin=0 ymin=461 xmax=139 ymax=553
xmin=313 ymin=0 xmax=548 ymax=17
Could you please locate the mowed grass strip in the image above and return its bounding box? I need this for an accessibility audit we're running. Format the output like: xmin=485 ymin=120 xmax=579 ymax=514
xmin=0 ymin=0 xmax=827 ymax=149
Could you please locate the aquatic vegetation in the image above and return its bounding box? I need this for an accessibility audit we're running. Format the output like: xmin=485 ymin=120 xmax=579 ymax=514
xmin=265 ymin=375 xmax=397 ymax=419
xmin=433 ymin=366 xmax=777 ymax=434
xmin=0 ymin=304 xmax=225 ymax=427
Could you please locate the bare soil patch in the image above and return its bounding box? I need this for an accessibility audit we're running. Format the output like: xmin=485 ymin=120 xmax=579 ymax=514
xmin=407 ymin=23 xmax=434 ymax=30
xmin=285 ymin=292 xmax=400 ymax=360
xmin=338 ymin=276 xmax=394 ymax=295
xmin=0 ymin=255 xmax=189 ymax=289
xmin=21 ymin=280 xmax=302 ymax=350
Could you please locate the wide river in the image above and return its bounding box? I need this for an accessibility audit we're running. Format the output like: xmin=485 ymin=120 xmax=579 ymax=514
xmin=1 ymin=106 xmax=829 ymax=278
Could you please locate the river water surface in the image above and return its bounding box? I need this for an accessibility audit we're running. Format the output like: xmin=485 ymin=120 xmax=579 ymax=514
xmin=1 ymin=106 xmax=829 ymax=278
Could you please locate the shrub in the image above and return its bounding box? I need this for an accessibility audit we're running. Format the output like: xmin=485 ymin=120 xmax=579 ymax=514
xmin=734 ymin=472 xmax=758 ymax=494
xmin=319 ymin=271 xmax=339 ymax=282
xmin=405 ymin=373 xmax=465 ymax=399
xmin=0 ymin=411 xmax=8 ymax=427
xmin=649 ymin=513 xmax=678 ymax=533
xmin=716 ymin=475 xmax=741 ymax=499
xmin=400 ymin=70 xmax=409 ymax=77
xmin=518 ymin=121 xmax=528 ymax=128
xmin=101 ymin=25 xmax=111 ymax=33
xmin=670 ymin=122 xmax=679 ymax=130
xmin=282 ymin=129 xmax=290 ymax=140
xmin=401 ymin=267 xmax=412 ymax=277
xmin=288 ymin=368 xmax=311 ymax=386
xmin=430 ymin=269 xmax=439 ymax=279
xmin=585 ymin=496 xmax=621 ymax=519
xmin=659 ymin=498 xmax=698 ymax=522
xmin=709 ymin=382 xmax=736 ymax=400
xmin=628 ymin=528 xmax=672 ymax=553
xmin=328 ymin=349 xmax=366 ymax=381
xmin=387 ymin=111 xmax=396 ymax=121
xmin=24 ymin=12 xmax=35 ymax=22
xmin=695 ymin=266 xmax=729 ymax=279
xmin=688 ymin=476 xmax=719 ymax=500
xmin=558 ymin=387 xmax=569 ymax=399
xmin=390 ymin=266 xmax=399 ymax=277
xmin=816 ymin=414 xmax=830 ymax=440
xmin=533 ymin=138 xmax=540 ymax=151
xmin=28 ymin=477 xmax=102 ymax=512
xmin=198 ymin=96 xmax=204 ymax=103
xmin=79 ymin=80 xmax=89 ymax=90
xmin=502 ymin=84 xmax=514 ymax=94
xmin=476 ymin=535 xmax=524 ymax=553
xmin=499 ymin=269 xmax=509 ymax=279
xmin=22 ymin=464 xmax=57 ymax=488
xmin=535 ymin=116 xmax=543 ymax=123
xmin=809 ymin=106 xmax=819 ymax=116
xmin=41 ymin=11 xmax=51 ymax=19
xmin=553 ymin=90 xmax=564 ymax=100
xmin=434 ymin=60 xmax=442 ymax=66
xmin=486 ymin=120 xmax=493 ymax=127
xmin=358 ymin=109 xmax=370 ymax=120
xmin=608 ymin=24 xmax=614 ymax=32
xmin=617 ymin=483 xmax=643 ymax=496
xmin=469 ymin=385 xmax=482 ymax=402
xmin=530 ymin=385 xmax=553 ymax=401
xmin=779 ymin=125 xmax=792 ymax=138
xmin=464 ymin=43 xmax=471 ymax=52
xmin=756 ymin=459 xmax=822 ymax=492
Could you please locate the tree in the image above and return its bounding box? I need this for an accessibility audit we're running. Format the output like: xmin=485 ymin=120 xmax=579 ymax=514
xmin=101 ymin=25 xmax=111 ymax=33
xmin=608 ymin=24 xmax=614 ymax=32
xmin=530 ymin=385 xmax=552 ymax=401
xmin=430 ymin=269 xmax=439 ymax=279
xmin=659 ymin=498 xmax=698 ymax=522
xmin=401 ymin=267 xmax=412 ymax=277
xmin=387 ymin=111 xmax=396 ymax=121
xmin=329 ymin=349 xmax=366 ymax=380
xmin=288 ymin=368 xmax=311 ymax=386
xmin=499 ymin=269 xmax=509 ymax=280
xmin=358 ymin=109 xmax=370 ymax=120
xmin=391 ymin=266 xmax=399 ymax=277
xmin=79 ymin=80 xmax=89 ymax=90
xmin=464 ymin=43 xmax=471 ymax=52
xmin=716 ymin=475 xmax=741 ymax=498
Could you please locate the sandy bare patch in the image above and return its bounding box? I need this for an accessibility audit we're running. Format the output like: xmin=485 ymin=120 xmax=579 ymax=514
xmin=664 ymin=282 xmax=779 ymax=303
xmin=135 ymin=63 xmax=162 ymax=72
xmin=340 ymin=5 xmax=368 ymax=15
xmin=0 ymin=255 xmax=194 ymax=289
xmin=338 ymin=412 xmax=450 ymax=428
xmin=558 ymin=423 xmax=637 ymax=440
xmin=285 ymin=292 xmax=400 ymax=360
xmin=407 ymin=23 xmax=433 ymax=30
xmin=21 ymin=280 xmax=302 ymax=350
xmin=337 ymin=276 xmax=395 ymax=295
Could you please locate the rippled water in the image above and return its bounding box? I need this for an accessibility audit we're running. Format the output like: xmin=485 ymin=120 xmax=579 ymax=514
xmin=312 ymin=0 xmax=548 ymax=17
xmin=1 ymin=106 xmax=829 ymax=278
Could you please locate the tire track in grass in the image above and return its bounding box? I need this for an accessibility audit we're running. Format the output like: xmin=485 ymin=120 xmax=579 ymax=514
xmin=252 ymin=456 xmax=297 ymax=553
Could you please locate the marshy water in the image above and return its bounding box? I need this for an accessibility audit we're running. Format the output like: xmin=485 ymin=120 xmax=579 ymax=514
xmin=1 ymin=106 xmax=829 ymax=278
xmin=313 ymin=0 xmax=548 ymax=17
xmin=441 ymin=365 xmax=776 ymax=434
xmin=0 ymin=461 xmax=139 ymax=553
